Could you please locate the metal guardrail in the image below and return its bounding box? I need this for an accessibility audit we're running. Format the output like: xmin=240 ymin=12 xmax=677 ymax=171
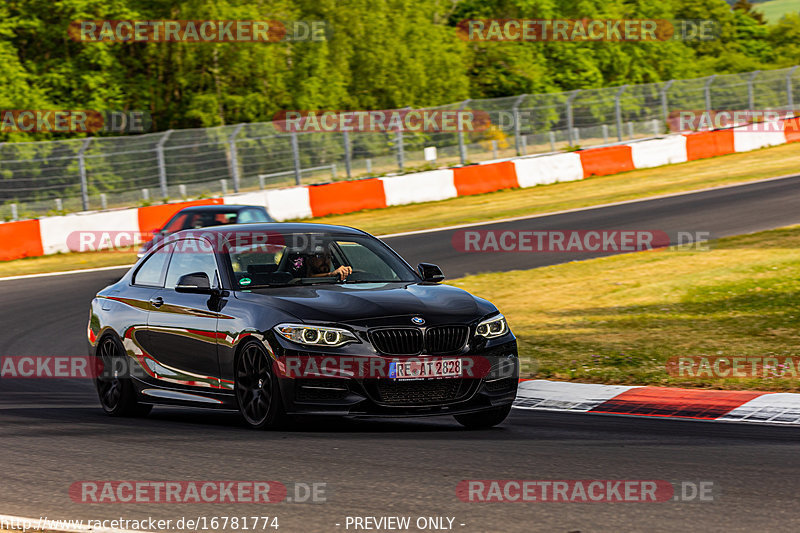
xmin=1 ymin=66 xmax=798 ymax=220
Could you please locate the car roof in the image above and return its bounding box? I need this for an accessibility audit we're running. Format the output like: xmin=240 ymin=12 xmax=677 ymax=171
xmin=177 ymin=222 xmax=367 ymax=237
xmin=175 ymin=204 xmax=263 ymax=213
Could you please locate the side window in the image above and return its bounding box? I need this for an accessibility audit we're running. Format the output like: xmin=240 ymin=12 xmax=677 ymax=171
xmin=164 ymin=239 xmax=219 ymax=289
xmin=133 ymin=243 xmax=173 ymax=287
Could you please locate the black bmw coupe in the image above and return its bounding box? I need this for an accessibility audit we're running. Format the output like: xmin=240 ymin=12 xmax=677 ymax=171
xmin=88 ymin=223 xmax=518 ymax=429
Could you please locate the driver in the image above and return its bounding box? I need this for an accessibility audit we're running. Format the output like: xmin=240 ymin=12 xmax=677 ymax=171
xmin=306 ymin=244 xmax=352 ymax=281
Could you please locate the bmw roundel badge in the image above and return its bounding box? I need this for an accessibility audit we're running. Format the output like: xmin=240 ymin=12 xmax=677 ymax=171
xmin=411 ymin=316 xmax=425 ymax=325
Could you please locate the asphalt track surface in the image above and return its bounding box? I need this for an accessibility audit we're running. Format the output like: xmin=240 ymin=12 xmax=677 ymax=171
xmin=3 ymin=175 xmax=800 ymax=532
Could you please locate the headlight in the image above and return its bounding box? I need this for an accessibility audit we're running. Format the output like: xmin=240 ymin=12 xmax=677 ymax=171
xmin=274 ymin=323 xmax=359 ymax=347
xmin=476 ymin=314 xmax=508 ymax=339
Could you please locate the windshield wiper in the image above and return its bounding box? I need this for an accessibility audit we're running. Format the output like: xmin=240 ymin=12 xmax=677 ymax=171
xmin=294 ymin=277 xmax=340 ymax=285
xmin=342 ymin=279 xmax=401 ymax=284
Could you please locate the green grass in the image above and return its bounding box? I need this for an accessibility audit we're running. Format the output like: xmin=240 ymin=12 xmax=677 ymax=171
xmin=450 ymin=225 xmax=800 ymax=391
xmin=756 ymin=0 xmax=800 ymax=22
xmin=0 ymin=250 xmax=137 ymax=278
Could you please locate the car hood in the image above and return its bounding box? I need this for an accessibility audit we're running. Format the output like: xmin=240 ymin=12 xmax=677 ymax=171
xmin=235 ymin=282 xmax=496 ymax=325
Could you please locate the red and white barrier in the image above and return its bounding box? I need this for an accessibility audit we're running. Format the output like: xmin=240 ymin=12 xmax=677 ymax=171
xmin=2 ymin=117 xmax=799 ymax=262
xmin=264 ymin=187 xmax=312 ymax=221
xmin=733 ymin=122 xmax=787 ymax=152
xmin=381 ymin=169 xmax=457 ymax=206
xmin=515 ymin=380 xmax=800 ymax=425
xmin=513 ymin=153 xmax=583 ymax=187
xmin=630 ymin=135 xmax=688 ymax=168
xmin=39 ymin=209 xmax=139 ymax=255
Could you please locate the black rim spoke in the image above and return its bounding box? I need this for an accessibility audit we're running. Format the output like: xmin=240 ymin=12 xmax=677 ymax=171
xmin=96 ymin=339 xmax=122 ymax=409
xmin=236 ymin=345 xmax=272 ymax=425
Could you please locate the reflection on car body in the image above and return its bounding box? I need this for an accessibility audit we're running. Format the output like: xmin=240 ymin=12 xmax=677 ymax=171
xmin=90 ymin=223 xmax=518 ymax=429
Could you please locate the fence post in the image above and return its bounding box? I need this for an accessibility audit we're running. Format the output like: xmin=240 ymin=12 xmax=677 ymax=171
xmin=228 ymin=123 xmax=244 ymax=193
xmin=156 ymin=130 xmax=173 ymax=199
xmin=548 ymin=131 xmax=555 ymax=152
xmin=704 ymin=75 xmax=716 ymax=111
xmin=78 ymin=137 xmax=92 ymax=211
xmin=10 ymin=203 xmax=18 ymax=221
xmin=602 ymin=124 xmax=609 ymax=144
xmin=566 ymin=90 xmax=579 ymax=145
xmin=395 ymin=128 xmax=404 ymax=172
xmin=458 ymin=100 xmax=470 ymax=165
xmin=100 ymin=193 xmax=107 ymax=210
xmin=512 ymin=94 xmax=527 ymax=156
xmin=615 ymin=85 xmax=627 ymax=142
xmin=788 ymin=66 xmax=798 ymax=111
xmin=343 ymin=130 xmax=352 ymax=179
xmin=660 ymin=79 xmax=674 ymax=130
xmin=290 ymin=132 xmax=302 ymax=185
xmin=747 ymin=70 xmax=760 ymax=110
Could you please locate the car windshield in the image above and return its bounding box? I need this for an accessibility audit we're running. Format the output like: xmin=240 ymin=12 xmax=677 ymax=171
xmin=224 ymin=231 xmax=417 ymax=288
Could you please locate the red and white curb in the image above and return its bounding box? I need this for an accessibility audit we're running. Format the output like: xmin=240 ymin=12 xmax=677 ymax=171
xmin=513 ymin=380 xmax=800 ymax=425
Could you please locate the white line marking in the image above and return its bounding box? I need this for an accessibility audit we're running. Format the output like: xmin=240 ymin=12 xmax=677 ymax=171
xmin=0 ymin=264 xmax=130 ymax=282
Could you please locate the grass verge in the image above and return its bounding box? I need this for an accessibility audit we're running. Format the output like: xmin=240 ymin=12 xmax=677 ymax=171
xmin=0 ymin=251 xmax=137 ymax=278
xmin=3 ymin=141 xmax=800 ymax=277
xmin=450 ymin=225 xmax=800 ymax=391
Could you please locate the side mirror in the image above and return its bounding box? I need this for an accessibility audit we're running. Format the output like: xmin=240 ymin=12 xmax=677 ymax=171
xmin=175 ymin=272 xmax=213 ymax=294
xmin=417 ymin=263 xmax=445 ymax=283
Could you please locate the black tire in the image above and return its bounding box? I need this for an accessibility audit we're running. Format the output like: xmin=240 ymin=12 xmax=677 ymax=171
xmin=454 ymin=405 xmax=512 ymax=429
xmin=235 ymin=340 xmax=286 ymax=429
xmin=95 ymin=334 xmax=152 ymax=417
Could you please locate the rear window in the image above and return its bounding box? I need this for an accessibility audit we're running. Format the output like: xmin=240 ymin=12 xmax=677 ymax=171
xmin=237 ymin=208 xmax=270 ymax=223
xmin=186 ymin=211 xmax=239 ymax=228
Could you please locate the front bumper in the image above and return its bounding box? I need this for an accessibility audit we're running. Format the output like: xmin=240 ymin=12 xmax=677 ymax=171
xmin=275 ymin=340 xmax=519 ymax=417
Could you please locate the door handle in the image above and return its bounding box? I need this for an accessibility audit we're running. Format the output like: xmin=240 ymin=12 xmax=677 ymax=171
xmin=149 ymin=296 xmax=164 ymax=308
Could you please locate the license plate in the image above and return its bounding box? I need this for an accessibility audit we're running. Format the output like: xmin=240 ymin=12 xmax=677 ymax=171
xmin=389 ymin=359 xmax=462 ymax=380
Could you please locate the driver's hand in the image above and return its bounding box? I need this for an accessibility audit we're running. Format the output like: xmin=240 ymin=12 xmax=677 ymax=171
xmin=331 ymin=265 xmax=352 ymax=280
